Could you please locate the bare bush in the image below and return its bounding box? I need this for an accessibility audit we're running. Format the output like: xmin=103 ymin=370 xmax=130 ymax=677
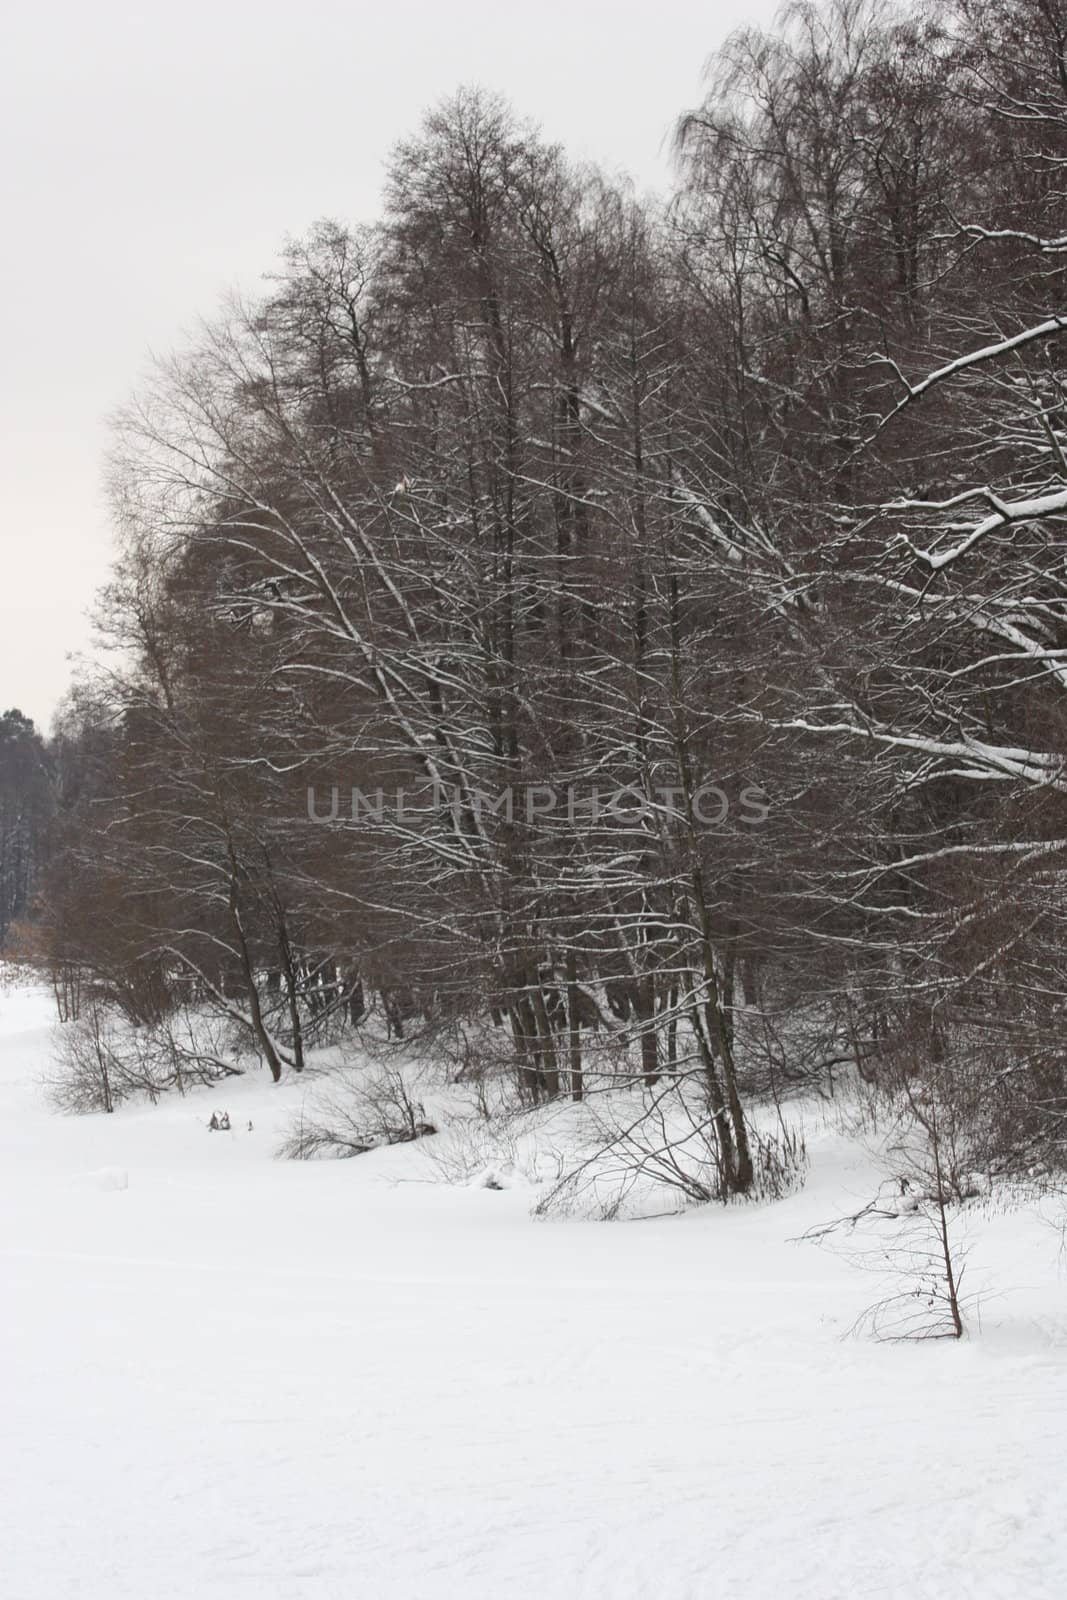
xmin=48 ymin=1000 xmax=121 ymax=1114
xmin=47 ymin=998 xmax=243 ymax=1114
xmin=278 ymin=1064 xmax=436 ymax=1160
xmin=536 ymin=1074 xmax=807 ymax=1220
xmin=804 ymin=1081 xmax=975 ymax=1341
xmin=734 ymin=1000 xmax=854 ymax=1102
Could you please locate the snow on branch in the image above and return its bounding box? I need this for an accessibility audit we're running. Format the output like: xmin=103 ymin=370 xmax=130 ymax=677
xmin=878 ymin=317 xmax=1067 ymax=417
xmin=777 ymin=716 xmax=1067 ymax=791
xmin=889 ymin=483 xmax=1067 ymax=571
xmin=954 ymin=224 xmax=1067 ymax=255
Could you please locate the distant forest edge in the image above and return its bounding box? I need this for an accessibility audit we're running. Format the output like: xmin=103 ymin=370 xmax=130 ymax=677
xmin=7 ymin=0 xmax=1067 ymax=1207
xmin=0 ymin=709 xmax=52 ymax=947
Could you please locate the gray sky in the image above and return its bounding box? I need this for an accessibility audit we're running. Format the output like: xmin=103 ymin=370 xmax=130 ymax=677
xmin=0 ymin=0 xmax=770 ymax=732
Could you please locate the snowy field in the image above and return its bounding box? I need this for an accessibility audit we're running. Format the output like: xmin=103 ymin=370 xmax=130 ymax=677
xmin=1 ymin=979 xmax=1065 ymax=1600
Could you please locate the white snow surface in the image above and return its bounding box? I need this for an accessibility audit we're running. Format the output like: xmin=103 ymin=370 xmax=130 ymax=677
xmin=1 ymin=980 xmax=1065 ymax=1599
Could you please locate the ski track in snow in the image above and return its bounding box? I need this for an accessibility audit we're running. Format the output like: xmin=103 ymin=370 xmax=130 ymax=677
xmin=1 ymin=982 xmax=1064 ymax=1600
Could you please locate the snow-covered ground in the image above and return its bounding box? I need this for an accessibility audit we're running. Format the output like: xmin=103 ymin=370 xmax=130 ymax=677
xmin=1 ymin=979 xmax=1065 ymax=1599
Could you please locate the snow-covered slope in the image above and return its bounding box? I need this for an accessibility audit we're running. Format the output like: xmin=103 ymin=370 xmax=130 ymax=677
xmin=1 ymin=981 xmax=1064 ymax=1599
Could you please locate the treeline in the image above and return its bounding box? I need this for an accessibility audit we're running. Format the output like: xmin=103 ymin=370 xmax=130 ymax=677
xmin=36 ymin=0 xmax=1067 ymax=1189
xmin=0 ymin=709 xmax=53 ymax=945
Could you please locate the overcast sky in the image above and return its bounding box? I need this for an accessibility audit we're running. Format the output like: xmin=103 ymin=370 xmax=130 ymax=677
xmin=1 ymin=0 xmax=773 ymax=732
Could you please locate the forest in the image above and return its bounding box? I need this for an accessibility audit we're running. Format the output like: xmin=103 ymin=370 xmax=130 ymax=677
xmin=7 ymin=0 xmax=1067 ymax=1217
